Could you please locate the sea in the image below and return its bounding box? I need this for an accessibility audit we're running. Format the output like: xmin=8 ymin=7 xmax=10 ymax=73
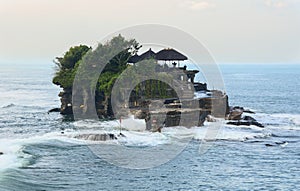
xmin=0 ymin=63 xmax=299 ymax=191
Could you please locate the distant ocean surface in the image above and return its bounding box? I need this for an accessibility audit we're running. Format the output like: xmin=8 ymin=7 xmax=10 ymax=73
xmin=0 ymin=63 xmax=299 ymax=191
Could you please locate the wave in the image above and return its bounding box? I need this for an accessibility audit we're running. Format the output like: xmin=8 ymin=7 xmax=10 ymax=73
xmin=0 ymin=139 xmax=23 ymax=172
xmin=1 ymin=103 xmax=45 ymax=110
xmin=234 ymin=112 xmax=300 ymax=129
xmin=270 ymin=113 xmax=300 ymax=127
xmin=1 ymin=112 xmax=299 ymax=174
xmin=1 ymin=103 xmax=16 ymax=108
xmin=0 ymin=132 xmax=80 ymax=173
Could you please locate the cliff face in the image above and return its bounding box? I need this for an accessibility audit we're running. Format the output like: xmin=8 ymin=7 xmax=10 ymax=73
xmin=141 ymin=91 xmax=229 ymax=131
xmin=57 ymin=86 xmax=229 ymax=124
xmin=59 ymin=88 xmax=73 ymax=115
xmin=58 ymin=88 xmax=115 ymax=118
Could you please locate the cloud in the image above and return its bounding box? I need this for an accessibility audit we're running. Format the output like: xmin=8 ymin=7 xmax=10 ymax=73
xmin=264 ymin=0 xmax=288 ymax=8
xmin=180 ymin=0 xmax=216 ymax=10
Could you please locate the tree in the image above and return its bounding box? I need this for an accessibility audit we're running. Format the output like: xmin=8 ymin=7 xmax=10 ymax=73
xmin=53 ymin=35 xmax=141 ymax=117
xmin=52 ymin=45 xmax=91 ymax=88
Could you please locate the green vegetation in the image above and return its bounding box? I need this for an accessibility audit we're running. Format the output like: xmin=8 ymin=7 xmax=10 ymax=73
xmin=53 ymin=45 xmax=91 ymax=88
xmin=52 ymin=35 xmax=140 ymax=94
xmin=53 ymin=35 xmax=177 ymax=115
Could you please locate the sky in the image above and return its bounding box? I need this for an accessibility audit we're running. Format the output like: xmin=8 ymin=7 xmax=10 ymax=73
xmin=0 ymin=0 xmax=300 ymax=64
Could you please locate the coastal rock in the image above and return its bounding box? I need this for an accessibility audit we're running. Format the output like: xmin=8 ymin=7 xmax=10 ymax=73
xmin=48 ymin=108 xmax=61 ymax=113
xmin=243 ymin=109 xmax=255 ymax=114
xmin=228 ymin=108 xmax=243 ymax=120
xmin=227 ymin=121 xmax=264 ymax=128
xmin=59 ymin=88 xmax=73 ymax=115
xmin=134 ymin=110 xmax=148 ymax=119
xmin=227 ymin=114 xmax=264 ymax=128
xmin=265 ymin=143 xmax=274 ymax=147
xmin=242 ymin=116 xmax=256 ymax=121
xmin=0 ymin=152 xmax=3 ymax=155
xmin=265 ymin=142 xmax=288 ymax=147
xmin=74 ymin=133 xmax=118 ymax=141
xmin=230 ymin=106 xmax=255 ymax=114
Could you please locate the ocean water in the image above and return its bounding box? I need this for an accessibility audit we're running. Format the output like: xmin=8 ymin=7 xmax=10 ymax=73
xmin=0 ymin=63 xmax=299 ymax=191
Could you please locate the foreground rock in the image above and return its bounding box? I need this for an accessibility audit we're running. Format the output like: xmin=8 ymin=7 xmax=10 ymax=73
xmin=226 ymin=106 xmax=263 ymax=128
xmin=228 ymin=108 xmax=243 ymax=120
xmin=74 ymin=133 xmax=119 ymax=141
xmin=227 ymin=121 xmax=264 ymax=128
xmin=227 ymin=115 xmax=264 ymax=128
xmin=228 ymin=106 xmax=256 ymax=120
xmin=265 ymin=141 xmax=288 ymax=147
xmin=48 ymin=108 xmax=61 ymax=113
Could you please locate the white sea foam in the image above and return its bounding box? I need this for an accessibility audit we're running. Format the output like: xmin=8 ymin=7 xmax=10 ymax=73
xmin=74 ymin=115 xmax=146 ymax=131
xmin=0 ymin=131 xmax=85 ymax=173
xmin=194 ymin=91 xmax=210 ymax=99
xmin=0 ymin=139 xmax=21 ymax=172
xmin=0 ymin=112 xmax=298 ymax=173
xmin=270 ymin=113 xmax=300 ymax=126
xmin=121 ymin=115 xmax=146 ymax=131
xmin=117 ymin=131 xmax=169 ymax=147
xmin=250 ymin=113 xmax=300 ymax=129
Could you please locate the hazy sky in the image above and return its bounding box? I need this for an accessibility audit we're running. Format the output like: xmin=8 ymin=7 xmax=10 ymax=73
xmin=0 ymin=0 xmax=300 ymax=64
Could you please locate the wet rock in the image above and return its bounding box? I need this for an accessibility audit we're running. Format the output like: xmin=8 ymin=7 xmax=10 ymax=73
xmin=242 ymin=116 xmax=257 ymax=121
xmin=134 ymin=110 xmax=147 ymax=119
xmin=265 ymin=141 xmax=288 ymax=147
xmin=118 ymin=133 xmax=126 ymax=137
xmin=74 ymin=133 xmax=118 ymax=141
xmin=243 ymin=109 xmax=255 ymax=114
xmin=228 ymin=108 xmax=243 ymax=120
xmin=227 ymin=120 xmax=264 ymax=128
xmin=231 ymin=106 xmax=244 ymax=111
xmin=0 ymin=152 xmax=3 ymax=155
xmin=59 ymin=88 xmax=73 ymax=115
xmin=265 ymin=143 xmax=274 ymax=147
xmin=48 ymin=108 xmax=60 ymax=113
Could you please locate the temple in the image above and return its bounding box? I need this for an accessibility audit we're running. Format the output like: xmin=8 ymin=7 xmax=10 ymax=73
xmin=125 ymin=48 xmax=229 ymax=131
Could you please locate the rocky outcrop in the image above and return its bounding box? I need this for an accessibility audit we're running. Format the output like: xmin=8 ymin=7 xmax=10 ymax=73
xmin=0 ymin=152 xmax=3 ymax=155
xmin=227 ymin=120 xmax=264 ymax=128
xmin=199 ymin=92 xmax=229 ymax=118
xmin=59 ymin=88 xmax=73 ymax=115
xmin=228 ymin=108 xmax=243 ymax=120
xmin=74 ymin=133 xmax=118 ymax=141
xmin=48 ymin=108 xmax=60 ymax=113
xmin=226 ymin=106 xmax=264 ymax=128
xmin=227 ymin=106 xmax=256 ymax=120
xmin=265 ymin=141 xmax=288 ymax=147
xmin=137 ymin=95 xmax=228 ymax=131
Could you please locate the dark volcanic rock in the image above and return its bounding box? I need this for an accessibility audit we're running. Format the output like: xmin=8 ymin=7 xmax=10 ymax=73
xmin=48 ymin=108 xmax=61 ymax=113
xmin=265 ymin=141 xmax=288 ymax=147
xmin=265 ymin=143 xmax=274 ymax=147
xmin=227 ymin=120 xmax=264 ymax=128
xmin=227 ymin=106 xmax=263 ymax=128
xmin=243 ymin=109 xmax=255 ymax=114
xmin=228 ymin=108 xmax=243 ymax=120
xmin=59 ymin=88 xmax=73 ymax=115
xmin=242 ymin=116 xmax=257 ymax=121
xmin=74 ymin=133 xmax=118 ymax=141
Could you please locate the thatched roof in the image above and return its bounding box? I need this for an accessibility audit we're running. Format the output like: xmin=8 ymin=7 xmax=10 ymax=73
xmin=139 ymin=48 xmax=156 ymax=60
xmin=156 ymin=48 xmax=187 ymax=61
xmin=128 ymin=54 xmax=140 ymax=63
